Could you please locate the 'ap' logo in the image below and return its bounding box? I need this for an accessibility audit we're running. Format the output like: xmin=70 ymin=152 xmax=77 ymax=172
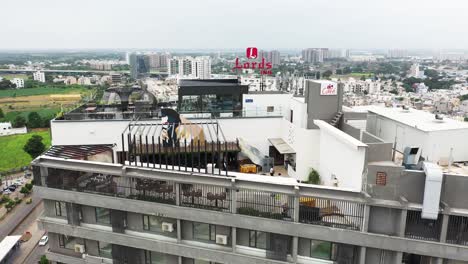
xmin=246 ymin=47 xmax=258 ymax=59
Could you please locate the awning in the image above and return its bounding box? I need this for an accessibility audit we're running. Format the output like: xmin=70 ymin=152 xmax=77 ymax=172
xmin=268 ymin=138 xmax=295 ymax=154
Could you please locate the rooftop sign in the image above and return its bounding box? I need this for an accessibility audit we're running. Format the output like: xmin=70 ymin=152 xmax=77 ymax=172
xmin=233 ymin=47 xmax=272 ymax=75
xmin=320 ymin=82 xmax=337 ymax=95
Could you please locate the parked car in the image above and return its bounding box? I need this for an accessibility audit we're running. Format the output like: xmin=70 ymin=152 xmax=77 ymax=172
xmin=38 ymin=235 xmax=48 ymax=246
xmin=7 ymin=185 xmax=16 ymax=191
xmin=2 ymin=189 xmax=12 ymax=195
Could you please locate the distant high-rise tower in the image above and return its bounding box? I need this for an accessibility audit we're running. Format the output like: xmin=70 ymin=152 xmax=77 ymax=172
xmin=33 ymin=71 xmax=46 ymax=83
xmin=301 ymin=48 xmax=327 ymax=63
xmin=191 ymin=57 xmax=211 ymax=79
xmin=130 ymin=53 xmax=150 ymax=79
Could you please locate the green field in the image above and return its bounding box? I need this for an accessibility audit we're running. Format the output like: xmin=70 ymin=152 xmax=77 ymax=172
xmin=0 ymin=86 xmax=89 ymax=98
xmin=1 ymin=108 xmax=60 ymax=123
xmin=0 ymin=130 xmax=51 ymax=173
xmin=0 ymin=74 xmax=29 ymax=80
xmin=331 ymin=72 xmax=374 ymax=79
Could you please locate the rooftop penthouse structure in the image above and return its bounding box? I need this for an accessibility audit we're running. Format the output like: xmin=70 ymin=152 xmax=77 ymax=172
xmin=34 ymin=79 xmax=468 ymax=264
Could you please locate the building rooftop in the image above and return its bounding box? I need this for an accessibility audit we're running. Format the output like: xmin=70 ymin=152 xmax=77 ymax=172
xmin=179 ymin=79 xmax=242 ymax=87
xmin=367 ymin=106 xmax=468 ymax=132
xmin=0 ymin=235 xmax=21 ymax=261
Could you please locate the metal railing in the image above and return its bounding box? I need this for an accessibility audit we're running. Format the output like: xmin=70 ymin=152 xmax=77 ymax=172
xmin=236 ymin=189 xmax=294 ymax=221
xmin=405 ymin=210 xmax=442 ymax=242
xmin=180 ymin=184 xmax=231 ymax=212
xmin=298 ymin=196 xmax=365 ymax=231
xmin=446 ymin=215 xmax=468 ymax=246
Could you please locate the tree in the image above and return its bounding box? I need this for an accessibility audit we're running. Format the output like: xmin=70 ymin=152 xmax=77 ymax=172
xmin=0 ymin=108 xmax=4 ymax=119
xmin=322 ymin=70 xmax=333 ymax=78
xmin=305 ymin=169 xmax=321 ymax=184
xmin=39 ymin=255 xmax=49 ymax=264
xmin=360 ymin=75 xmax=366 ymax=81
xmin=27 ymin=112 xmax=43 ymax=128
xmin=20 ymin=186 xmax=30 ymax=195
xmin=13 ymin=116 xmax=27 ymax=128
xmin=23 ymin=135 xmax=46 ymax=159
xmin=335 ymin=69 xmax=343 ymax=75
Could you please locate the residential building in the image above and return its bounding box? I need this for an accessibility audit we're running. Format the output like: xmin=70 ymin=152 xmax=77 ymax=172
xmin=77 ymin=76 xmax=92 ymax=85
xmin=167 ymin=58 xmax=179 ymax=75
xmin=110 ymin=73 xmax=122 ymax=84
xmin=0 ymin=122 xmax=27 ymax=136
xmin=388 ymin=49 xmax=409 ymax=58
xmin=191 ymin=57 xmax=211 ymax=79
xmin=302 ymin=48 xmax=327 ymax=63
xmin=10 ymin=78 xmax=24 ymax=88
xmin=178 ymin=57 xmax=193 ymax=76
xmin=34 ymin=80 xmax=468 ymax=264
xmin=33 ymin=71 xmax=46 ymax=83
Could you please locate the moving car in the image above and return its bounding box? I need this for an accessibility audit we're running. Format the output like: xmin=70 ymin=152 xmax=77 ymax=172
xmin=38 ymin=235 xmax=48 ymax=246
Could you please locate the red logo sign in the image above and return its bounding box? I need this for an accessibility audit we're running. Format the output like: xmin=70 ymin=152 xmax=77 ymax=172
xmin=246 ymin=47 xmax=258 ymax=59
xmin=233 ymin=47 xmax=272 ymax=75
xmin=320 ymin=83 xmax=337 ymax=95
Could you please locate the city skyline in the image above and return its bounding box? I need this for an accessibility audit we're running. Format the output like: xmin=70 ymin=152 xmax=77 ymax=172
xmin=1 ymin=0 xmax=467 ymax=50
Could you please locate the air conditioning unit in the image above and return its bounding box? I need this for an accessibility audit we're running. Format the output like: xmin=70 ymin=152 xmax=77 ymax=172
xmin=215 ymin=234 xmax=228 ymax=245
xmin=74 ymin=244 xmax=85 ymax=253
xmin=161 ymin=222 xmax=174 ymax=232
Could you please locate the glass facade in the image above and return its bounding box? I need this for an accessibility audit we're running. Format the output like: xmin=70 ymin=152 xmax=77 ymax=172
xmin=58 ymin=235 xmax=81 ymax=250
xmin=193 ymin=222 xmax=216 ymax=242
xmin=98 ymin=241 xmax=112 ymax=259
xmin=55 ymin=201 xmax=67 ymax=217
xmin=96 ymin=207 xmax=111 ymax=225
xmin=249 ymin=230 xmax=267 ymax=249
xmin=179 ymin=94 xmax=242 ymax=114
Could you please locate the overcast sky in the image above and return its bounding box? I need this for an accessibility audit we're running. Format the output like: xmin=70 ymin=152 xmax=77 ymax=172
xmin=1 ymin=0 xmax=467 ymax=50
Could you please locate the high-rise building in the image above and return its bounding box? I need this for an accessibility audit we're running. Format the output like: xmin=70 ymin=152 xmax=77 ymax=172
xmin=148 ymin=53 xmax=171 ymax=71
xmin=167 ymin=58 xmax=179 ymax=75
xmin=269 ymin=50 xmax=281 ymax=66
xmin=178 ymin=57 xmax=193 ymax=76
xmin=191 ymin=57 xmax=211 ymax=79
xmin=130 ymin=53 xmax=150 ymax=79
xmin=33 ymin=71 xmax=46 ymax=83
xmin=388 ymin=49 xmax=409 ymax=58
xmin=301 ymin=48 xmax=327 ymax=63
xmin=110 ymin=73 xmax=122 ymax=84
xmin=10 ymin=78 xmax=24 ymax=88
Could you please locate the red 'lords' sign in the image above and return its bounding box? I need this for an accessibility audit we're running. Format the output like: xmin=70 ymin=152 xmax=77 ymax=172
xmin=233 ymin=47 xmax=272 ymax=75
xmin=246 ymin=47 xmax=258 ymax=59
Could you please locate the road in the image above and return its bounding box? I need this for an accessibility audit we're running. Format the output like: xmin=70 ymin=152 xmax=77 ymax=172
xmin=9 ymin=200 xmax=45 ymax=264
xmin=0 ymin=193 xmax=41 ymax=241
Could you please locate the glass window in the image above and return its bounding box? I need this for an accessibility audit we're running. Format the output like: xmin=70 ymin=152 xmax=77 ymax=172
xmin=143 ymin=215 xmax=163 ymax=233
xmin=95 ymin=207 xmax=111 ymax=225
xmin=267 ymin=106 xmax=274 ymax=113
xmin=249 ymin=230 xmax=267 ymax=249
xmin=58 ymin=235 xmax=79 ymax=250
xmin=98 ymin=241 xmax=112 ymax=259
xmin=180 ymin=95 xmax=201 ymax=112
xmin=310 ymin=240 xmax=333 ymax=260
xmin=145 ymin=251 xmax=168 ymax=264
xmin=193 ymin=222 xmax=215 ymax=242
xmin=201 ymin=94 xmax=217 ymax=112
xmin=55 ymin=201 xmax=67 ymax=217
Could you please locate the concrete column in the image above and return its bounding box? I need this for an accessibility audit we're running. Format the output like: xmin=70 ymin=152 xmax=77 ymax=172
xmin=394 ymin=252 xmax=403 ymax=264
xmin=440 ymin=214 xmax=449 ymax=243
xmin=175 ymin=183 xmax=180 ymax=206
xmin=177 ymin=219 xmax=182 ymax=243
xmin=40 ymin=166 xmax=48 ymax=186
xmin=293 ymin=186 xmax=300 ymax=223
xmin=178 ymin=255 xmax=182 ymax=264
xmin=361 ymin=205 xmax=370 ymax=232
xmin=397 ymin=208 xmax=408 ymax=237
xmin=292 ymin=236 xmax=298 ymax=263
xmin=357 ymin=246 xmax=366 ymax=264
xmin=433 ymin=258 xmax=443 ymax=264
xmin=230 ymin=179 xmax=237 ymax=214
xmin=232 ymin=227 xmax=237 ymax=253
